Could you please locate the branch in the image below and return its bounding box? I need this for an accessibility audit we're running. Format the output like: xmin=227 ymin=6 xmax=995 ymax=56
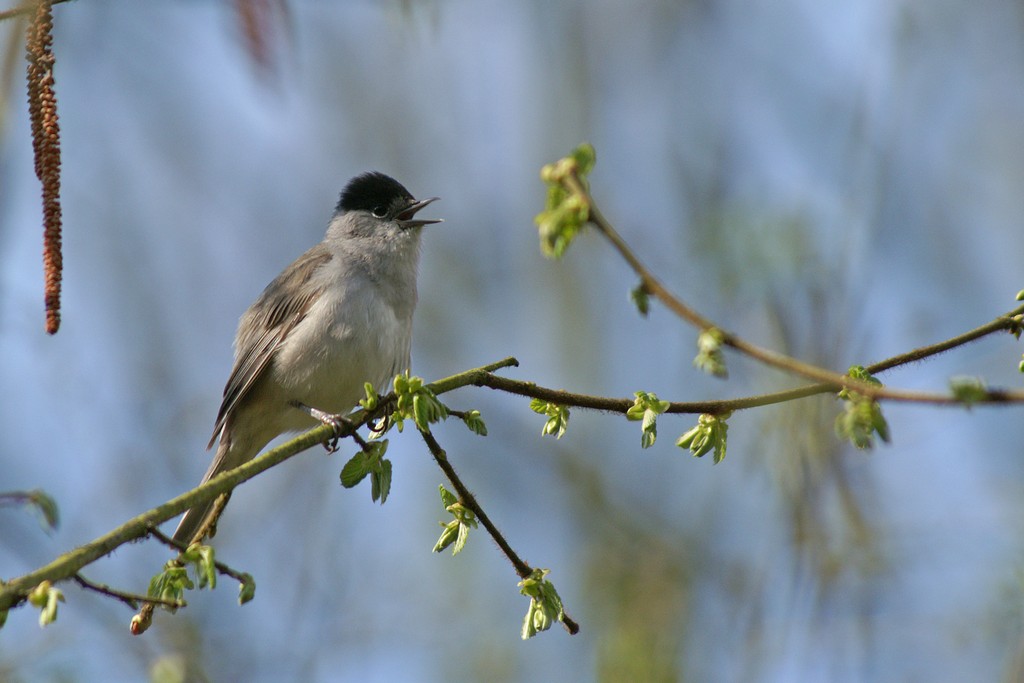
xmin=419 ymin=430 xmax=529 ymax=576
xmin=419 ymin=429 xmax=580 ymax=635
xmin=2 ymin=329 xmax=1018 ymax=623
xmin=0 ymin=357 xmax=520 ymax=614
xmin=471 ymin=336 xmax=1024 ymax=415
xmin=866 ymin=307 xmax=1024 ymax=374
xmin=147 ymin=526 xmax=252 ymax=585
xmin=0 ymin=419 xmax=344 ymax=612
xmin=72 ymin=573 xmax=183 ymax=611
xmin=560 ymin=171 xmax=1024 ymax=403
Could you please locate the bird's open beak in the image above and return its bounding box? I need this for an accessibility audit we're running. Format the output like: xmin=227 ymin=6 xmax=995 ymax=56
xmin=397 ymin=197 xmax=442 ymax=229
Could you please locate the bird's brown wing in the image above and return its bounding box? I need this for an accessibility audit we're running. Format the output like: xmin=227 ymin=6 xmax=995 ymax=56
xmin=207 ymin=244 xmax=333 ymax=449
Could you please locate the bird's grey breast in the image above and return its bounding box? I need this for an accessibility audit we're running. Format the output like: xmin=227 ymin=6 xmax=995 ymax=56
xmin=272 ymin=255 xmax=415 ymax=411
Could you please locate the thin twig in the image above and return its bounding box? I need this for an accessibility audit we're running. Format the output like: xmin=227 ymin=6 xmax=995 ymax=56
xmin=472 ymin=362 xmax=1024 ymax=416
xmin=565 ymin=172 xmax=1024 ymax=402
xmin=419 ymin=430 xmax=530 ymax=576
xmin=867 ymin=307 xmax=1024 ymax=373
xmin=132 ymin=523 xmax=257 ymax=634
xmin=73 ymin=573 xmax=183 ymax=610
xmin=147 ymin=526 xmax=253 ymax=585
xmin=419 ymin=429 xmax=580 ymax=635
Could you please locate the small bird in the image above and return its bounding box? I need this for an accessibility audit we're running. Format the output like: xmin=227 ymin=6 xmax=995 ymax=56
xmin=173 ymin=172 xmax=440 ymax=545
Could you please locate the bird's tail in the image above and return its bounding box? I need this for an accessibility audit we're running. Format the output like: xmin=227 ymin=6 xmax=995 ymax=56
xmin=172 ymin=492 xmax=227 ymax=547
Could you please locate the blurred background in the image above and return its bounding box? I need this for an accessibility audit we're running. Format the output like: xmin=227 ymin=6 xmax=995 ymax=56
xmin=2 ymin=1 xmax=1024 ymax=681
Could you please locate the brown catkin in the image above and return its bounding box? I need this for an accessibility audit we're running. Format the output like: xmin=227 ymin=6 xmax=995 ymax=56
xmin=25 ymin=0 xmax=62 ymax=334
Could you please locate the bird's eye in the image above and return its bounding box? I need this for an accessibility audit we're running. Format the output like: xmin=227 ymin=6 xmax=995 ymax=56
xmin=371 ymin=205 xmax=388 ymax=218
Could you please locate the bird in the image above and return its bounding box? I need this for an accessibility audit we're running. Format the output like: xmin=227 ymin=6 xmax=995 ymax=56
xmin=172 ymin=172 xmax=440 ymax=545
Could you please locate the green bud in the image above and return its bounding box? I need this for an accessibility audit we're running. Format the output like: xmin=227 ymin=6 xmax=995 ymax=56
xmin=412 ymin=393 xmax=429 ymax=431
xmin=694 ymin=328 xmax=728 ymax=378
xmin=196 ymin=545 xmax=217 ymax=590
xmin=677 ymin=413 xmax=730 ymax=462
xmin=238 ymin=573 xmax=256 ymax=605
xmin=950 ymin=376 xmax=988 ymax=406
xmin=27 ymin=581 xmax=51 ymax=607
xmin=28 ymin=581 xmax=64 ymax=628
xmin=676 ymin=425 xmax=700 ymax=449
xmin=359 ymin=382 xmax=378 ymax=411
xmin=630 ymin=283 xmax=651 ymax=317
xmin=433 ymin=520 xmax=459 ymax=554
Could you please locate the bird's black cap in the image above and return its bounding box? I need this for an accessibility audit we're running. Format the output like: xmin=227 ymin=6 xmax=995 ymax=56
xmin=336 ymin=172 xmax=414 ymax=214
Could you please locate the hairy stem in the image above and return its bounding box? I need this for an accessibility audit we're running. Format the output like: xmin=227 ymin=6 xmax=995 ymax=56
xmin=565 ymin=172 xmax=1024 ymax=402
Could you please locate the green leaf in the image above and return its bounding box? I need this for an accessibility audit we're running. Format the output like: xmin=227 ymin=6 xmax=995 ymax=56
xmin=454 ymin=515 xmax=471 ymax=555
xmin=27 ymin=490 xmax=59 ymax=531
xmin=340 ymin=441 xmax=391 ymax=503
xmin=0 ymin=490 xmax=60 ymax=532
xmin=676 ymin=424 xmax=701 ymax=450
xmin=178 ymin=543 xmax=217 ymax=591
xmin=344 ymin=440 xmax=391 ymax=505
xmin=433 ymin=488 xmax=478 ymax=555
xmin=412 ymin=393 xmax=430 ymax=431
xmin=194 ymin=545 xmax=217 ymax=590
xmin=640 ymin=412 xmax=658 ymax=449
xmin=365 ymin=439 xmax=389 ymax=462
xmin=433 ymin=520 xmax=459 ymax=554
xmin=392 ymin=373 xmax=448 ymax=433
xmin=530 ymin=399 xmax=570 ymax=439
xmin=439 ymin=485 xmax=458 ymax=509
xmin=518 ymin=568 xmax=565 ymax=640
xmin=627 ymin=391 xmax=671 ymax=449
xmin=372 ymin=459 xmax=393 ymax=504
xmin=340 ymin=451 xmax=371 ymax=488
xmin=147 ymin=563 xmax=192 ymax=612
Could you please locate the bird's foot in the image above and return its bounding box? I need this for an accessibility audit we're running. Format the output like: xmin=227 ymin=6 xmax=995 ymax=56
xmin=290 ymin=401 xmax=355 ymax=453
